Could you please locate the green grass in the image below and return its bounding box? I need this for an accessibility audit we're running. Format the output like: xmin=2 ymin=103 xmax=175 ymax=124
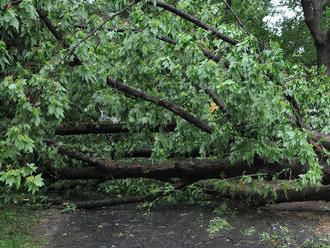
xmin=0 ymin=205 xmax=42 ymax=248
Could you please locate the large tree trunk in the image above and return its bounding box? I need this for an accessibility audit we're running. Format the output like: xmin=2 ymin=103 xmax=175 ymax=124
xmin=316 ymin=31 xmax=330 ymax=76
xmin=45 ymin=138 xmax=330 ymax=184
xmin=301 ymin=0 xmax=330 ymax=76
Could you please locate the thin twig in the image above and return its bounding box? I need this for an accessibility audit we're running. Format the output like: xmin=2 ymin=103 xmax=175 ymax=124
xmin=221 ymin=0 xmax=262 ymax=61
xmin=221 ymin=0 xmax=251 ymax=35
xmin=50 ymin=1 xmax=137 ymax=75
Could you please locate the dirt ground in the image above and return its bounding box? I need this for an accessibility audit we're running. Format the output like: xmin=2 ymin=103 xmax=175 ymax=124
xmin=37 ymin=201 xmax=330 ymax=248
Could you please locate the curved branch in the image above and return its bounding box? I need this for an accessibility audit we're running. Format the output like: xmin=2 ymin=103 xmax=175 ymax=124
xmin=151 ymin=1 xmax=238 ymax=45
xmin=36 ymin=8 xmax=82 ymax=66
xmin=107 ymin=78 xmax=214 ymax=133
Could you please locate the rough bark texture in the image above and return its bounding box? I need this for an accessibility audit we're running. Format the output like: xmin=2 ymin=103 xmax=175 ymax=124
xmin=207 ymin=185 xmax=330 ymax=204
xmin=268 ymin=200 xmax=330 ymax=211
xmin=316 ymin=31 xmax=330 ymax=76
xmin=152 ymin=1 xmax=238 ymax=45
xmin=46 ymin=139 xmax=330 ymax=184
xmin=301 ymin=0 xmax=330 ymax=75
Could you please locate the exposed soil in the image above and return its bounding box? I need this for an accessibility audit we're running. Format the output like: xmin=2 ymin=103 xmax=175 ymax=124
xmin=39 ymin=201 xmax=330 ymax=248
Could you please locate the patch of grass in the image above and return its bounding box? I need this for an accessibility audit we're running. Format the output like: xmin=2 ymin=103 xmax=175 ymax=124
xmin=207 ymin=217 xmax=235 ymax=234
xmin=0 ymin=205 xmax=43 ymax=248
xmin=300 ymin=238 xmax=330 ymax=248
xmin=258 ymin=224 xmax=330 ymax=248
xmin=259 ymin=225 xmax=295 ymax=248
xmin=242 ymin=226 xmax=256 ymax=237
xmin=60 ymin=202 xmax=77 ymax=213
xmin=212 ymin=202 xmax=234 ymax=215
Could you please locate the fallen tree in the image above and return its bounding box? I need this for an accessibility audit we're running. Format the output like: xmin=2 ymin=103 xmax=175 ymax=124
xmin=46 ymin=139 xmax=330 ymax=185
xmin=1 ymin=0 xmax=329 ymax=209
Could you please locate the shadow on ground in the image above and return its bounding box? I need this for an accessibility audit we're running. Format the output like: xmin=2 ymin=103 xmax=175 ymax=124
xmin=44 ymin=201 xmax=330 ymax=248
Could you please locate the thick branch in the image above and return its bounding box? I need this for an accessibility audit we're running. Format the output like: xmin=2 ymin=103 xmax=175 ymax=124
xmin=301 ymin=0 xmax=325 ymax=44
xmin=307 ymin=129 xmax=330 ymax=150
xmin=107 ymin=78 xmax=213 ymax=133
xmin=54 ymin=162 xmax=330 ymax=184
xmin=6 ymin=0 xmax=22 ymax=8
xmin=47 ymin=139 xmax=330 ymax=181
xmin=73 ymin=193 xmax=160 ymax=209
xmin=151 ymin=1 xmax=238 ymax=45
xmin=36 ymin=8 xmax=82 ymax=66
xmin=280 ymin=83 xmax=303 ymax=129
xmin=210 ymin=185 xmax=330 ymax=204
xmin=267 ymin=200 xmax=330 ymax=211
xmin=36 ymin=8 xmax=67 ymax=46
xmin=54 ymin=122 xmax=330 ymax=152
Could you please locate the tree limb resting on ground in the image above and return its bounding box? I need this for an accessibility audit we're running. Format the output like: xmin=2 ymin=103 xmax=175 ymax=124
xmin=49 ymin=181 xmax=189 ymax=209
xmin=205 ymin=184 xmax=330 ymax=204
xmin=45 ymin=138 xmax=330 ymax=184
xmin=267 ymin=200 xmax=330 ymax=212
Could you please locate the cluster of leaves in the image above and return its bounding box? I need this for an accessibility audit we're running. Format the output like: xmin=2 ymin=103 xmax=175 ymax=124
xmin=98 ymin=178 xmax=205 ymax=204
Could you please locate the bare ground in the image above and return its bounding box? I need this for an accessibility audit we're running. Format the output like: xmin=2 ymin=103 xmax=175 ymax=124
xmin=37 ymin=201 xmax=330 ymax=248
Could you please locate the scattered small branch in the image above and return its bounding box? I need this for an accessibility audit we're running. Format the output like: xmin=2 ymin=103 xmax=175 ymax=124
xmin=50 ymin=181 xmax=190 ymax=209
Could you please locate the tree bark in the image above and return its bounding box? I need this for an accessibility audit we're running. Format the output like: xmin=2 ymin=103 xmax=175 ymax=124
xmin=267 ymin=200 xmax=330 ymax=211
xmin=45 ymin=139 xmax=330 ymax=183
xmin=301 ymin=0 xmax=330 ymax=76
xmin=151 ymin=1 xmax=238 ymax=45
xmin=315 ymin=31 xmax=330 ymax=76
xmin=206 ymin=184 xmax=330 ymax=204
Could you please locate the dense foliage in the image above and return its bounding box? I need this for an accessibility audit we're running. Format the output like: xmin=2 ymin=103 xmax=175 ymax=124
xmin=0 ymin=0 xmax=329 ymax=200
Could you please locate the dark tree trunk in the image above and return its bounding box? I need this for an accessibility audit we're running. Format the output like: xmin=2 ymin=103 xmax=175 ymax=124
xmin=301 ymin=0 xmax=330 ymax=76
xmin=315 ymin=31 xmax=330 ymax=76
xmin=206 ymin=184 xmax=330 ymax=204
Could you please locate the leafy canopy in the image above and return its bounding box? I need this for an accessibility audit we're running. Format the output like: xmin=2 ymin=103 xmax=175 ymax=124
xmin=0 ymin=0 xmax=329 ymax=193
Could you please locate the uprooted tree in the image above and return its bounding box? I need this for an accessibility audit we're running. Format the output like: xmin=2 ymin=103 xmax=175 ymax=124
xmin=0 ymin=0 xmax=329 ymax=208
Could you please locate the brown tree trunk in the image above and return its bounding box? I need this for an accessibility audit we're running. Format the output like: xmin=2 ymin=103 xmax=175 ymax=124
xmin=301 ymin=0 xmax=330 ymax=76
xmin=315 ymin=32 xmax=330 ymax=76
